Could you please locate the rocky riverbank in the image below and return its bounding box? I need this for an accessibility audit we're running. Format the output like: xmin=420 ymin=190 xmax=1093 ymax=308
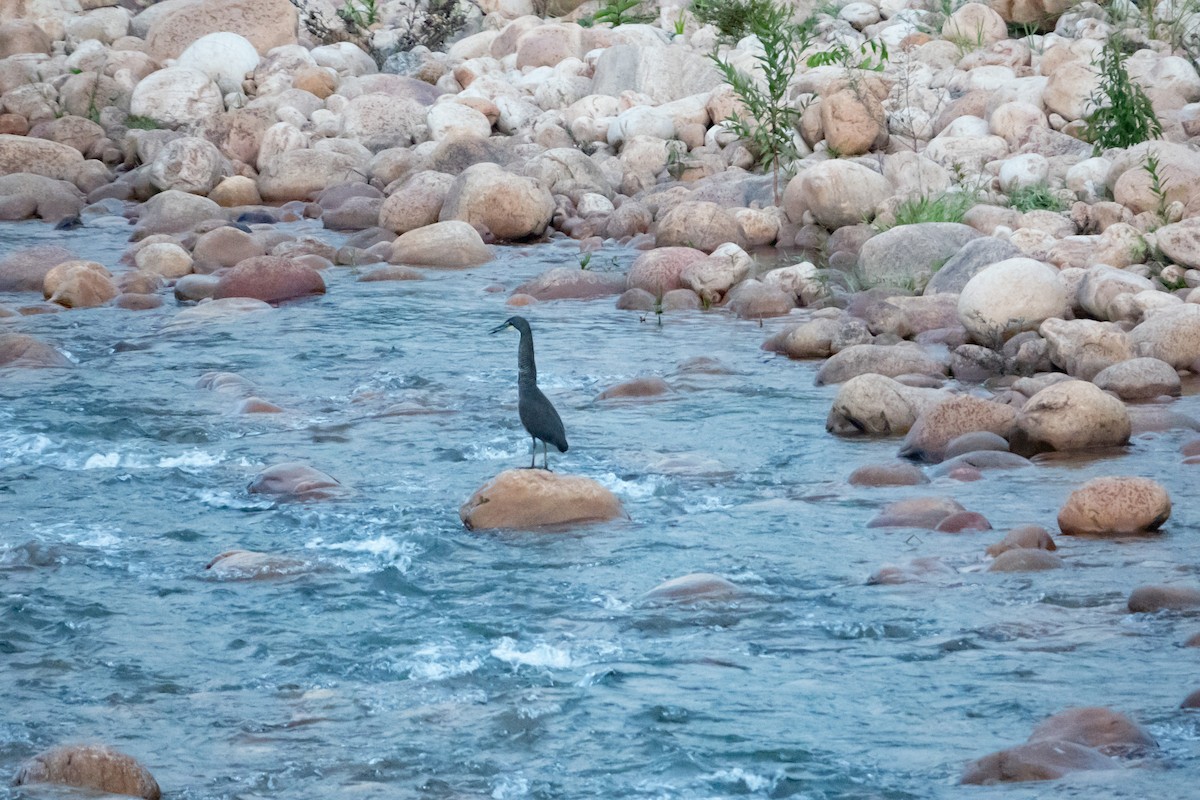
xmin=3 ymin=0 xmax=1200 ymax=790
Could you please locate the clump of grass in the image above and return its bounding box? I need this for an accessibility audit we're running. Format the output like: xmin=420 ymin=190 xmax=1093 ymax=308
xmin=1007 ymin=182 xmax=1067 ymax=213
xmin=593 ymin=0 xmax=656 ymax=26
xmin=1083 ymin=32 xmax=1162 ymax=153
xmin=878 ymin=191 xmax=977 ymax=229
xmin=124 ymin=114 xmax=160 ymax=130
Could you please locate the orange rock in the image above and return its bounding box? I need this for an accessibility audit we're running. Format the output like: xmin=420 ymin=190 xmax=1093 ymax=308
xmin=1028 ymin=707 xmax=1155 ymax=755
xmin=43 ymin=260 xmax=117 ymax=308
xmin=986 ymin=524 xmax=1057 ymax=556
xmin=213 ymin=255 xmax=325 ymax=303
xmin=988 ymin=549 xmax=1063 ymax=572
xmin=1057 ymin=476 xmax=1171 ymax=536
xmin=596 ymin=376 xmax=671 ymax=400
xmin=935 ymin=511 xmax=992 ymax=533
xmin=961 ymin=740 xmax=1114 ymax=784
xmin=848 ymin=462 xmax=929 ymax=487
xmin=14 ymin=744 xmax=160 ymax=799
xmin=237 ymin=397 xmax=283 ymax=414
xmin=1127 ymin=584 xmax=1200 ymax=613
xmin=459 ymin=469 xmax=624 ymax=531
xmin=867 ymin=496 xmax=965 ymax=529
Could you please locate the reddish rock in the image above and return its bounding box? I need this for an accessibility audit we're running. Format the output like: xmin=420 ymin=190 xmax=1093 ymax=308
xmin=986 ymin=525 xmax=1057 ymax=556
xmin=899 ymin=395 xmax=1017 ymax=463
xmin=625 ymin=247 xmax=706 ymax=297
xmin=848 ymin=462 xmax=929 ymax=487
xmin=868 ymin=496 xmax=965 ymax=529
xmin=1028 ymin=707 xmax=1155 ymax=754
xmin=596 ymin=376 xmax=671 ymax=400
xmin=237 ymin=397 xmax=283 ymax=414
xmin=1186 ymin=631 xmax=1200 ymax=647
xmin=515 ymin=266 xmax=626 ymax=300
xmin=0 ymin=244 xmax=75 ymax=292
xmin=114 ymin=294 xmax=164 ymax=311
xmin=934 ymin=511 xmax=992 ymax=533
xmin=213 ymin=256 xmax=326 ymax=303
xmin=961 ymin=740 xmax=1115 ymax=784
xmin=1127 ymin=585 xmax=1200 ymax=613
xmin=506 ymin=293 xmax=538 ymax=306
xmin=988 ymin=549 xmax=1063 ymax=572
xmin=642 ymin=573 xmax=739 ymax=603
xmin=459 ymin=469 xmax=624 ymax=531
xmin=14 ymin=744 xmax=160 ymax=799
xmin=248 ymin=462 xmax=342 ymax=500
xmin=867 ymin=557 xmax=955 ymax=585
xmin=1058 ymin=476 xmax=1171 ymax=536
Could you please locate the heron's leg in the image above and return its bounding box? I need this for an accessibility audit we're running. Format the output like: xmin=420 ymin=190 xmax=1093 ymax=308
xmin=529 ymin=436 xmax=537 ymax=469
xmin=542 ymin=440 xmax=549 ymax=471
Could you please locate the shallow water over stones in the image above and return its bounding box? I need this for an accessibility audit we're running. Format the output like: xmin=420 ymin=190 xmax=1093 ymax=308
xmin=2 ymin=220 xmax=1200 ymax=799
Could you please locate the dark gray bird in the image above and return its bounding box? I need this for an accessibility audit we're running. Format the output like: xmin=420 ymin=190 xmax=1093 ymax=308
xmin=490 ymin=315 xmax=568 ymax=470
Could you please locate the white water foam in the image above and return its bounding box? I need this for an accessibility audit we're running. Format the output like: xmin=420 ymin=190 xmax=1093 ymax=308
xmin=490 ymin=637 xmax=575 ymax=669
xmin=308 ymin=535 xmax=418 ymax=573
xmin=592 ymin=471 xmax=664 ymax=500
xmin=403 ymin=644 xmax=483 ymax=682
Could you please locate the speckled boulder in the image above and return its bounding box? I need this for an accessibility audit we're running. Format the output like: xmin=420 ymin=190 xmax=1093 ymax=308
xmin=0 ymin=134 xmax=84 ymax=181
xmin=625 ymin=247 xmax=706 ymax=297
xmin=654 ymin=201 xmax=742 ymax=253
xmin=459 ymin=469 xmax=624 ymax=530
xmin=1011 ymin=380 xmax=1130 ymax=455
xmin=1092 ymin=357 xmax=1180 ymax=401
xmin=827 ymin=373 xmax=947 ymax=437
xmin=1039 ymin=318 xmax=1132 ymax=381
xmin=958 ymin=258 xmax=1068 ymax=346
xmin=145 ymin=0 xmax=297 ymax=61
xmin=899 ymin=394 xmax=1017 ymax=463
xmin=0 ymin=245 xmax=76 ymax=292
xmin=784 ymin=159 xmax=890 ymax=229
xmin=13 ymin=744 xmax=160 ymax=799
xmin=1127 ymin=584 xmax=1200 ymax=612
xmin=514 ymin=267 xmax=625 ymax=300
xmin=213 ymin=256 xmax=326 ymax=303
xmin=1128 ymin=304 xmax=1200 ymax=369
xmin=1057 ymin=476 xmax=1170 ymax=536
xmin=815 ymin=343 xmax=949 ymax=385
xmin=390 ymin=220 xmax=492 ymax=268
xmin=439 ymin=162 xmax=554 ymax=241
xmin=642 ymin=573 xmax=739 ymax=604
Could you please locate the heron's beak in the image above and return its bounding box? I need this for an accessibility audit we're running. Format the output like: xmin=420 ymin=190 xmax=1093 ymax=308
xmin=489 ymin=322 xmax=511 ymax=334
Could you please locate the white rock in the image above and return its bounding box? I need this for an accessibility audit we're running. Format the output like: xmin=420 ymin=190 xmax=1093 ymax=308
xmin=130 ymin=67 xmax=224 ymax=128
xmin=176 ymin=32 xmax=260 ymax=95
xmin=427 ymin=102 xmax=492 ymax=141
xmin=607 ymin=105 xmax=675 ymax=147
xmin=310 ymin=42 xmax=377 ymax=77
xmin=958 ymin=257 xmax=1069 ymax=346
xmin=1000 ymin=153 xmax=1050 ymax=193
xmin=1066 ymin=156 xmax=1111 ymax=202
xmin=147 ymin=136 xmax=230 ymax=195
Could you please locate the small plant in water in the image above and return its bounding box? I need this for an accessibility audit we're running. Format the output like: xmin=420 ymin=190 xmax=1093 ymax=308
xmin=578 ymin=252 xmax=593 ymax=270
xmin=1083 ymin=32 xmax=1162 ymax=153
xmin=1007 ymin=182 xmax=1067 ymax=213
xmin=710 ymin=2 xmax=815 ymax=205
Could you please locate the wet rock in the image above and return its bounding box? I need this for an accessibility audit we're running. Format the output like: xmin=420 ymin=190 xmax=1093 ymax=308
xmin=1127 ymin=585 xmax=1200 ymax=613
xmin=168 ymin=297 xmax=273 ymax=327
xmin=935 ymin=511 xmax=992 ymax=533
xmin=1039 ymin=318 xmax=1132 ymax=381
xmin=815 ymin=343 xmax=949 ymax=385
xmin=661 ymin=288 xmax=702 ymax=310
xmin=857 ymin=223 xmax=979 ymax=290
xmin=13 ymin=744 xmax=160 ymax=799
xmin=924 ymin=236 xmax=1021 ymax=295
xmin=616 ymin=288 xmax=656 ymax=311
xmin=867 ymin=557 xmax=956 ymax=585
xmin=459 ymin=469 xmax=624 ymax=531
xmin=625 ymin=247 xmax=706 ymax=297
xmin=237 ymin=397 xmax=284 ymax=413
xmin=0 ymin=333 xmax=72 ymax=368
xmin=827 ymin=373 xmax=947 ymax=436
xmin=1186 ymin=632 xmax=1200 ymax=647
xmin=933 ymin=450 xmax=1033 ymax=476
xmin=596 ymin=376 xmax=671 ymax=400
xmin=1182 ymin=688 xmax=1200 ymax=708
xmin=248 ymin=462 xmax=342 ymax=500
xmin=654 ymin=201 xmax=742 ymax=253
xmin=134 ymin=242 xmax=193 ymax=279
xmin=642 ymin=573 xmax=739 ymax=604
xmin=210 ymin=176 xmax=262 ymax=208
xmin=988 ymin=549 xmax=1063 ymax=571
xmin=114 ymin=294 xmax=165 ymax=311
xmin=725 ymin=279 xmax=795 ymax=319
xmin=1058 ymin=476 xmax=1171 ymax=536
xmin=204 ymin=550 xmax=312 ymax=580
xmin=174 ymin=274 xmax=221 ymax=303
xmin=1028 ymin=707 xmax=1156 ymax=755
xmin=515 ymin=267 xmax=625 ymax=300
xmin=197 ymin=371 xmax=256 ymax=395
xmin=192 ymin=226 xmax=268 ymax=271
xmin=258 ymin=151 xmax=367 ymax=204
xmin=358 ymin=265 xmax=423 ymax=282
xmin=848 ymin=462 xmax=929 ymax=487
xmin=944 ymin=431 xmax=1009 ymax=459
xmin=680 ymin=243 xmax=752 ymax=304
xmin=763 ymin=316 xmax=872 ymax=359
xmin=134 ymin=190 xmax=222 ymax=237
xmin=0 ymin=245 xmax=76 ymax=292
xmin=867 ymin=496 xmax=966 ymax=529
xmin=1011 ymin=380 xmax=1130 ymax=455
xmin=213 ymin=256 xmax=326 ymax=303
xmin=391 ymin=220 xmax=492 ymax=268
xmin=43 ymin=260 xmax=118 ymax=309
xmin=960 ymin=740 xmax=1115 ymax=784
xmin=986 ymin=525 xmax=1057 ymax=556
xmin=440 ymin=162 xmax=554 ymax=241
xmin=1092 ymin=357 xmax=1180 ymax=401
xmin=899 ymin=395 xmax=1017 ymax=463
xmin=1129 ymin=304 xmax=1200 ymax=369
xmin=958 ymin=258 xmax=1068 ymax=347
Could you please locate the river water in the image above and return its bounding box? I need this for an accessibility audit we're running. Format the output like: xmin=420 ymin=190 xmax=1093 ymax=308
xmin=1 ymin=216 xmax=1199 ymax=799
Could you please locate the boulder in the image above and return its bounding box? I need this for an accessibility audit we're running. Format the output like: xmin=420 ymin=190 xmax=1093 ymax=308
xmin=1042 ymin=60 xmax=1100 ymax=121
xmin=0 ymin=245 xmax=75 ymax=292
xmin=1039 ymin=318 xmax=1132 ymax=380
xmin=459 ymin=469 xmax=624 ymax=530
xmin=0 ymin=173 xmax=84 ymax=223
xmin=134 ymin=242 xmax=193 ymax=279
xmin=134 ymin=189 xmax=222 ymax=236
xmin=43 ymin=260 xmax=118 ymax=308
xmin=724 ymin=279 xmax=795 ymax=319
xmin=935 ymin=511 xmax=992 ymax=532
xmin=942 ymin=2 xmax=1008 ymax=46
xmin=815 ymin=343 xmax=949 ymax=385
xmin=677 ymin=243 xmax=751 ymax=304
xmin=390 ymin=220 xmax=492 ymax=268
xmin=1028 ymin=707 xmax=1156 ymax=754
xmin=145 ymin=0 xmax=298 ymax=61
xmin=987 ymin=525 xmax=1057 ymax=556
xmin=591 ymin=44 xmax=722 ymax=104
xmin=958 ymin=258 xmax=1067 ymax=346
xmin=899 ymin=395 xmax=1017 ymax=463
xmin=868 ymin=496 xmax=966 ymax=529
xmin=642 ymin=573 xmax=739 ymax=604
xmin=213 ymin=256 xmax=326 ymax=303
xmin=1128 ymin=304 xmax=1200 ymax=369
xmin=439 ymin=163 xmax=554 ymax=241
xmin=848 ymin=461 xmax=929 ymax=486
xmin=247 ymin=462 xmax=341 ymax=500
xmin=625 ymin=247 xmax=706 ymax=297
xmin=340 ymin=93 xmax=427 ymax=150
xmin=192 ymin=226 xmax=268 ymax=271
xmin=655 ymin=201 xmax=742 ymax=253
xmin=378 ymin=170 xmax=454 ymax=235
xmin=1012 ymin=380 xmax=1130 ymax=455
xmin=522 ymin=147 xmax=614 ymax=201
xmin=258 ymin=150 xmax=367 ymax=203
xmin=596 ymin=376 xmax=671 ymax=401
xmin=1092 ymin=357 xmax=1180 ymax=401
xmin=784 ymin=160 xmax=890 ymax=229
xmin=1058 ymin=476 xmax=1171 ymax=536
xmin=857 ymin=223 xmax=979 ymax=290
xmin=924 ymin=236 xmax=1021 ymax=295
xmin=0 ymin=20 xmax=53 ymax=57
xmin=0 ymin=134 xmax=84 ymax=181
xmin=763 ymin=315 xmax=871 ymax=359
xmin=147 ymin=136 xmax=231 ymax=195
xmin=1077 ymin=265 xmax=1155 ymax=322
xmin=129 ymin=67 xmax=224 ymax=128
xmin=13 ymin=744 xmax=160 ymax=800
xmin=176 ymin=32 xmax=261 ymax=95
xmin=1155 ymin=218 xmax=1200 ymax=269
xmin=988 ymin=548 xmax=1063 ymax=571
xmin=943 ymin=431 xmax=1009 ymax=459
xmin=1128 ymin=585 xmax=1200 ymax=612
xmin=514 ymin=267 xmax=625 ymax=300
xmin=827 ymin=373 xmax=947 ymax=436
xmin=0 ymin=333 xmax=72 ymax=368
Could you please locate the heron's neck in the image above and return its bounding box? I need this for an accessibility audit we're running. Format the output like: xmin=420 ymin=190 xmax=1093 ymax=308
xmin=517 ymin=330 xmax=537 ymax=386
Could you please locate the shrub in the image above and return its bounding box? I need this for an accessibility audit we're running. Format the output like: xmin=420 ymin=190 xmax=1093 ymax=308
xmin=1007 ymin=182 xmax=1067 ymax=213
xmin=1083 ymin=33 xmax=1162 ymax=153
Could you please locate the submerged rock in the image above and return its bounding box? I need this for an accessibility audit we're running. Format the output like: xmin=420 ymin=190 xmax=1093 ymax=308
xmin=988 ymin=549 xmax=1063 ymax=572
xmin=848 ymin=462 xmax=929 ymax=487
xmin=986 ymin=525 xmax=1057 ymax=556
xmin=459 ymin=469 xmax=624 ymax=530
xmin=248 ymin=462 xmax=342 ymax=500
xmin=961 ymin=740 xmax=1115 ymax=784
xmin=204 ymin=550 xmax=313 ymax=580
xmin=596 ymin=376 xmax=671 ymax=400
xmin=867 ymin=496 xmax=966 ymax=529
xmin=1011 ymin=380 xmax=1130 ymax=456
xmin=14 ymin=744 xmax=161 ymax=799
xmin=0 ymin=333 xmax=72 ymax=368
xmin=642 ymin=573 xmax=739 ymax=604
xmin=213 ymin=256 xmax=326 ymax=303
xmin=1127 ymin=585 xmax=1200 ymax=613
